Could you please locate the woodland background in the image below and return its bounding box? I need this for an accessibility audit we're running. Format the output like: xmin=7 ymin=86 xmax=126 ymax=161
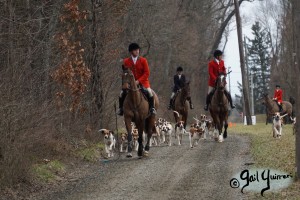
xmin=0 ymin=0 xmax=295 ymax=190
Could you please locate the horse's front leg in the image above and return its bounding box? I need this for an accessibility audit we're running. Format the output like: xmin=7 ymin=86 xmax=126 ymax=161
xmin=125 ymin=118 xmax=133 ymax=158
xmin=145 ymin=121 xmax=154 ymax=153
xmin=218 ymin=118 xmax=224 ymax=143
xmin=223 ymin=117 xmax=228 ymax=139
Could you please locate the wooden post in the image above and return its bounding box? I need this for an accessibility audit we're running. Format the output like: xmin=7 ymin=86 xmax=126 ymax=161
xmin=233 ymin=0 xmax=252 ymax=125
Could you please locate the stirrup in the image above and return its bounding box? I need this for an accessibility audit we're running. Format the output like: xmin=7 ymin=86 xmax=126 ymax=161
xmin=150 ymin=108 xmax=157 ymax=115
xmin=117 ymin=108 xmax=123 ymax=116
xmin=204 ymin=105 xmax=208 ymax=111
xmin=190 ymin=103 xmax=194 ymax=109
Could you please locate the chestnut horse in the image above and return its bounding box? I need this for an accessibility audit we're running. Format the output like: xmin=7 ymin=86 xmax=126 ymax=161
xmin=262 ymin=93 xmax=293 ymax=124
xmin=173 ymin=81 xmax=191 ymax=130
xmin=209 ymin=74 xmax=229 ymax=143
xmin=122 ymin=69 xmax=159 ymax=158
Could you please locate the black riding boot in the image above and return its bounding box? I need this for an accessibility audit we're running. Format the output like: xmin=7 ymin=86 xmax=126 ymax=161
xmin=117 ymin=92 xmax=126 ymax=116
xmin=187 ymin=97 xmax=194 ymax=109
xmin=168 ymin=99 xmax=173 ymax=110
xmin=204 ymin=92 xmax=214 ymax=111
xmin=204 ymin=94 xmax=210 ymax=111
xmin=149 ymin=96 xmax=157 ymax=115
xmin=278 ymin=104 xmax=283 ymax=112
xmin=224 ymin=90 xmax=235 ymax=109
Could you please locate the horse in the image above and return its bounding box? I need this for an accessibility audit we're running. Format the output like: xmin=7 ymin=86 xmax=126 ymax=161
xmin=173 ymin=81 xmax=191 ymax=131
xmin=262 ymin=93 xmax=293 ymax=124
xmin=209 ymin=74 xmax=229 ymax=143
xmin=122 ymin=69 xmax=159 ymax=158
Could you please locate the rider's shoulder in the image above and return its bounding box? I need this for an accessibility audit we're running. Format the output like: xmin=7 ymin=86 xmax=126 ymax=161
xmin=139 ymin=56 xmax=147 ymax=62
xmin=123 ymin=57 xmax=131 ymax=62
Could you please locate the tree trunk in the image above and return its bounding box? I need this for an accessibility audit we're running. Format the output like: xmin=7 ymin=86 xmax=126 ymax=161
xmin=234 ymin=0 xmax=252 ymax=125
xmin=292 ymin=0 xmax=300 ymax=179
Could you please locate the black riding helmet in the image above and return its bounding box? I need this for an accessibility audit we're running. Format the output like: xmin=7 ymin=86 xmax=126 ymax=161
xmin=128 ymin=43 xmax=140 ymax=52
xmin=177 ymin=66 xmax=183 ymax=72
xmin=276 ymin=85 xmax=280 ymax=88
xmin=214 ymin=50 xmax=223 ymax=58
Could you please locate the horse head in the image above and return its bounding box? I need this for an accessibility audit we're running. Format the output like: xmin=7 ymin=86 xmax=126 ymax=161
xmin=216 ymin=73 xmax=226 ymax=90
xmin=122 ymin=68 xmax=135 ymax=90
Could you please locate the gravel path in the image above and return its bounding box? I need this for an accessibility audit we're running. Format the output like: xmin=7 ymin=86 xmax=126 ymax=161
xmin=36 ymin=135 xmax=252 ymax=200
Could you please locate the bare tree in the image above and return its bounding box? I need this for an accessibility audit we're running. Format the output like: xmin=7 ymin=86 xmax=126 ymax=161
xmin=292 ymin=0 xmax=300 ymax=179
xmin=234 ymin=0 xmax=252 ymax=125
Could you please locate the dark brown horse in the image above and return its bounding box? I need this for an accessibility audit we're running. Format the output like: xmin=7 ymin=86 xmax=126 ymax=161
xmin=173 ymin=81 xmax=191 ymax=130
xmin=209 ymin=74 xmax=229 ymax=142
xmin=262 ymin=94 xmax=293 ymax=125
xmin=122 ymin=69 xmax=159 ymax=158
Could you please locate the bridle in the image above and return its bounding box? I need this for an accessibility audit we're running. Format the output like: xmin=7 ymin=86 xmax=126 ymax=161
xmin=122 ymin=70 xmax=141 ymax=92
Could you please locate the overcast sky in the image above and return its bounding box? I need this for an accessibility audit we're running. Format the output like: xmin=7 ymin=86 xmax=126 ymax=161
xmin=224 ymin=0 xmax=262 ymax=97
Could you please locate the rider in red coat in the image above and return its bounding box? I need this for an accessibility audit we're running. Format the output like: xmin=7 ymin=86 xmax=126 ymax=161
xmin=204 ymin=50 xmax=235 ymax=111
xmin=273 ymin=85 xmax=283 ymax=112
xmin=117 ymin=43 xmax=156 ymax=116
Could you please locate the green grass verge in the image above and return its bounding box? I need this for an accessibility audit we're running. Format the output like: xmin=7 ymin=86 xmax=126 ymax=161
xmin=32 ymin=160 xmax=65 ymax=182
xmin=230 ymin=123 xmax=300 ymax=199
xmin=76 ymin=142 xmax=105 ymax=162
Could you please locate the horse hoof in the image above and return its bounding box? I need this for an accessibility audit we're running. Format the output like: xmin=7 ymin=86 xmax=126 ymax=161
xmin=143 ymin=151 xmax=149 ymax=157
xmin=126 ymin=153 xmax=132 ymax=158
xmin=138 ymin=151 xmax=143 ymax=157
xmin=218 ymin=135 xmax=223 ymax=143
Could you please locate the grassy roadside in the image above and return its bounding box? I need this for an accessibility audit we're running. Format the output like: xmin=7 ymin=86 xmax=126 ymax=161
xmin=32 ymin=141 xmax=105 ymax=183
xmin=230 ymin=123 xmax=300 ymax=199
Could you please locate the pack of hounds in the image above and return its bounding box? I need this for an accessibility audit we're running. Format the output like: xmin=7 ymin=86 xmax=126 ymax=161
xmin=99 ymin=114 xmax=217 ymax=158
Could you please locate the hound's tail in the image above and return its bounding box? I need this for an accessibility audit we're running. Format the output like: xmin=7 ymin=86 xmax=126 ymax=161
xmin=173 ymin=111 xmax=180 ymax=117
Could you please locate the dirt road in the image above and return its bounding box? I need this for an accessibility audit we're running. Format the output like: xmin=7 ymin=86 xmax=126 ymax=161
xmin=37 ymin=135 xmax=252 ymax=200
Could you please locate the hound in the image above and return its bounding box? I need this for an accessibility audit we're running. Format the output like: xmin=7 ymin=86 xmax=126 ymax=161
xmin=189 ymin=125 xmax=204 ymax=148
xmin=119 ymin=132 xmax=128 ymax=153
xmin=157 ymin=118 xmax=166 ymax=126
xmin=161 ymin=122 xmax=173 ymax=146
xmin=99 ymin=129 xmax=116 ymax=158
xmin=272 ymin=112 xmax=288 ymax=138
xmin=175 ymin=121 xmax=186 ymax=145
xmin=205 ymin=119 xmax=214 ymax=139
xmin=150 ymin=123 xmax=160 ymax=146
xmin=132 ymin=129 xmax=139 ymax=151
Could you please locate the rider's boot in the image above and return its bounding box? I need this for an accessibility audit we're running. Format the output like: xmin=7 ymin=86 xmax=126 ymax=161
xmin=149 ymin=96 xmax=157 ymax=115
xmin=204 ymin=93 xmax=212 ymax=111
xmin=117 ymin=92 xmax=126 ymax=116
xmin=278 ymin=104 xmax=283 ymax=112
xmin=187 ymin=97 xmax=194 ymax=109
xmin=224 ymin=90 xmax=235 ymax=109
xmin=168 ymin=98 xmax=173 ymax=110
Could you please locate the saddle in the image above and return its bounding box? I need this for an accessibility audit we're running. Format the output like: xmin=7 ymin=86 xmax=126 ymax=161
xmin=274 ymin=100 xmax=283 ymax=111
xmin=140 ymin=87 xmax=150 ymax=101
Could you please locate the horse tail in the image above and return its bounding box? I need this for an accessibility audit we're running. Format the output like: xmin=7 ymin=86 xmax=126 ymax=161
xmin=173 ymin=111 xmax=180 ymax=117
xmin=289 ymin=96 xmax=296 ymax=105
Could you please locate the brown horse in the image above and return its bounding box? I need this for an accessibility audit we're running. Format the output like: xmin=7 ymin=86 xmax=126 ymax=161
xmin=262 ymin=93 xmax=293 ymax=124
xmin=122 ymin=69 xmax=159 ymax=158
xmin=173 ymin=81 xmax=191 ymax=130
xmin=209 ymin=74 xmax=229 ymax=143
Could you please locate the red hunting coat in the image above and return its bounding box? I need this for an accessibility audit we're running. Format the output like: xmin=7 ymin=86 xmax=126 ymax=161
xmin=274 ymin=89 xmax=283 ymax=103
xmin=208 ymin=59 xmax=226 ymax=87
xmin=123 ymin=56 xmax=150 ymax=88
